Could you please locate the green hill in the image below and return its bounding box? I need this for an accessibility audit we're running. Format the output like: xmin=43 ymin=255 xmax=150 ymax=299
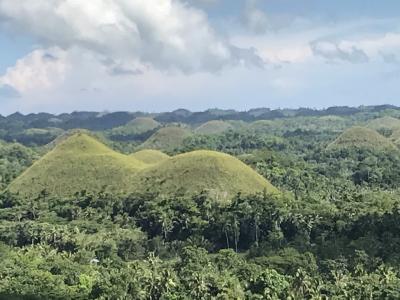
xmin=138 ymin=127 xmax=192 ymax=152
xmin=131 ymin=149 xmax=170 ymax=164
xmin=9 ymin=133 xmax=278 ymax=200
xmin=8 ymin=132 xmax=147 ymax=198
xmin=42 ymin=129 xmax=96 ymax=151
xmin=367 ymin=116 xmax=400 ymax=131
xmin=249 ymin=120 xmax=274 ymax=132
xmin=195 ymin=120 xmax=233 ymax=135
xmin=327 ymin=126 xmax=397 ymax=151
xmin=136 ymin=150 xmax=278 ymax=201
xmin=109 ymin=117 xmax=160 ymax=139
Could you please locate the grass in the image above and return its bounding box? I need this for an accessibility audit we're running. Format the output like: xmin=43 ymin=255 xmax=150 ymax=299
xmin=42 ymin=129 xmax=94 ymax=151
xmin=136 ymin=150 xmax=278 ymax=201
xmin=327 ymin=126 xmax=398 ymax=151
xmin=195 ymin=120 xmax=233 ymax=135
xmin=368 ymin=116 xmax=400 ymax=131
xmin=131 ymin=149 xmax=170 ymax=164
xmin=389 ymin=129 xmax=400 ymax=147
xmin=138 ymin=126 xmax=192 ymax=152
xmin=249 ymin=120 xmax=275 ymax=132
xmin=110 ymin=117 xmax=160 ymax=136
xmin=9 ymin=134 xmax=278 ymax=200
xmin=8 ymin=132 xmax=147 ymax=198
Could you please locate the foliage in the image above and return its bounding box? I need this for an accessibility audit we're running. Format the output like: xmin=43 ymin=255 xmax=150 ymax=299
xmin=3 ymin=107 xmax=400 ymax=298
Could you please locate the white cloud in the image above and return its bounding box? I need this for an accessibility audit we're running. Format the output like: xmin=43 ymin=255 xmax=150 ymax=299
xmin=356 ymin=33 xmax=400 ymax=59
xmin=0 ymin=0 xmax=262 ymax=72
xmin=232 ymin=33 xmax=314 ymax=64
xmin=0 ymin=47 xmax=69 ymax=92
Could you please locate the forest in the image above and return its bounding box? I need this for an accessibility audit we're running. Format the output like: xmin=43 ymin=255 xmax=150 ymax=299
xmin=2 ymin=105 xmax=400 ymax=299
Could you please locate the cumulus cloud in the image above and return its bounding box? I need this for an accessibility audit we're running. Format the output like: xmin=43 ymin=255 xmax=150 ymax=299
xmin=0 ymin=47 xmax=69 ymax=93
xmin=310 ymin=40 xmax=369 ymax=64
xmin=0 ymin=0 xmax=262 ymax=73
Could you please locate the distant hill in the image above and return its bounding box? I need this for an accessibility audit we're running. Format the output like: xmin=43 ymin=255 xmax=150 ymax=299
xmin=108 ymin=117 xmax=160 ymax=141
xmin=249 ymin=120 xmax=275 ymax=133
xmin=327 ymin=127 xmax=397 ymax=151
xmin=195 ymin=120 xmax=233 ymax=135
xmin=368 ymin=116 xmax=400 ymax=132
xmin=41 ymin=129 xmax=103 ymax=152
xmin=136 ymin=150 xmax=278 ymax=201
xmin=138 ymin=127 xmax=192 ymax=152
xmin=131 ymin=149 xmax=170 ymax=164
xmin=8 ymin=132 xmax=147 ymax=198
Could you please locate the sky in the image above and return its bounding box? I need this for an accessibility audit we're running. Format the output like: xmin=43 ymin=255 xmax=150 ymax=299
xmin=0 ymin=1 xmax=400 ymax=114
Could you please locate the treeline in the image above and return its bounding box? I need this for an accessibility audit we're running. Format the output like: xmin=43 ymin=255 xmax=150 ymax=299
xmin=0 ymin=105 xmax=400 ymax=140
xmin=1 ymin=187 xmax=400 ymax=299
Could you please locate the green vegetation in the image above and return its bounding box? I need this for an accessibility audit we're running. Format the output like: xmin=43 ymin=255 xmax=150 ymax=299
xmin=368 ymin=116 xmax=400 ymax=133
xmin=249 ymin=120 xmax=274 ymax=133
xmin=130 ymin=149 xmax=170 ymax=164
xmin=137 ymin=150 xmax=278 ymax=200
xmin=0 ymin=141 xmax=37 ymax=190
xmin=9 ymin=134 xmax=275 ymax=200
xmin=138 ymin=126 xmax=192 ymax=152
xmin=327 ymin=126 xmax=398 ymax=151
xmin=8 ymin=133 xmax=147 ymax=198
xmin=391 ymin=129 xmax=400 ymax=147
xmin=10 ymin=127 xmax=65 ymax=146
xmin=195 ymin=120 xmax=233 ymax=134
xmin=4 ymin=106 xmax=400 ymax=299
xmin=108 ymin=117 xmax=160 ymax=141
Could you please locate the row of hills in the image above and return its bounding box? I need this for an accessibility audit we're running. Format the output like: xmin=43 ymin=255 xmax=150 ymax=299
xmin=4 ymin=108 xmax=400 ymax=200
xmin=8 ymin=132 xmax=278 ymax=199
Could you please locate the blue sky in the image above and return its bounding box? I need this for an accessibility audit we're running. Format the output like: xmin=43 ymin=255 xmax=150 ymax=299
xmin=0 ymin=0 xmax=399 ymax=114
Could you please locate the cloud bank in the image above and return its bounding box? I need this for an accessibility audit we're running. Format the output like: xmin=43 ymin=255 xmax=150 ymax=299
xmin=0 ymin=0 xmax=261 ymax=73
xmin=0 ymin=1 xmax=399 ymax=113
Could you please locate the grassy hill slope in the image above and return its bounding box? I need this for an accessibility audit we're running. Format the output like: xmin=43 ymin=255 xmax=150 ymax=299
xmin=131 ymin=150 xmax=170 ymax=164
xmin=109 ymin=117 xmax=160 ymax=138
xmin=136 ymin=150 xmax=278 ymax=201
xmin=195 ymin=120 xmax=233 ymax=135
xmin=138 ymin=127 xmax=192 ymax=152
xmin=327 ymin=127 xmax=397 ymax=151
xmin=8 ymin=133 xmax=147 ymax=198
xmin=368 ymin=116 xmax=400 ymax=131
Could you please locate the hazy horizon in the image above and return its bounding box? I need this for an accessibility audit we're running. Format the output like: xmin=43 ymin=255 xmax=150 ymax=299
xmin=3 ymin=103 xmax=400 ymax=117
